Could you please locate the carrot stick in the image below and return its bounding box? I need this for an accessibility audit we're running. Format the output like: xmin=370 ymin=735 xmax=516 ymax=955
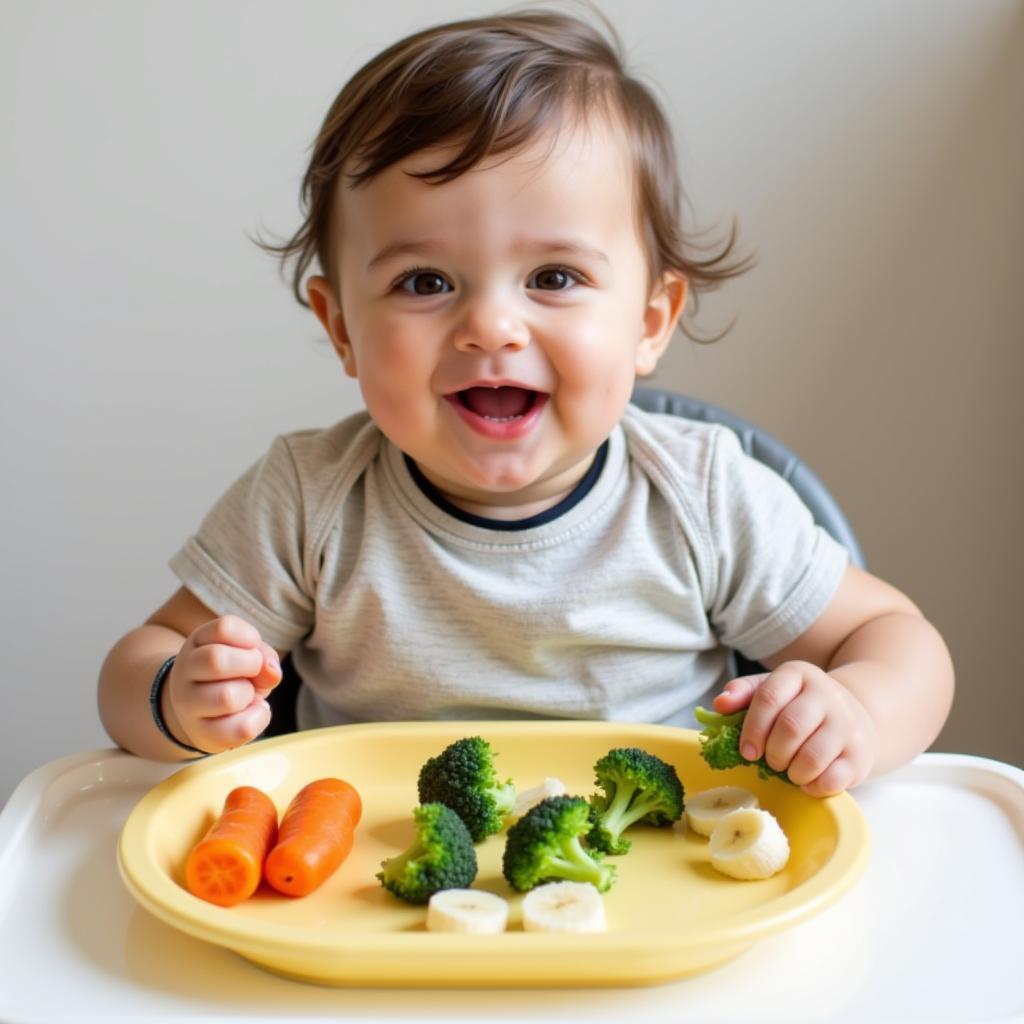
xmin=264 ymin=778 xmax=362 ymax=897
xmin=185 ymin=786 xmax=278 ymax=907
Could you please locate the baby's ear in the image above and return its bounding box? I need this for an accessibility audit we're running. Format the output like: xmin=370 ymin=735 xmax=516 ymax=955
xmin=635 ymin=272 xmax=687 ymax=376
xmin=307 ymin=276 xmax=357 ymax=377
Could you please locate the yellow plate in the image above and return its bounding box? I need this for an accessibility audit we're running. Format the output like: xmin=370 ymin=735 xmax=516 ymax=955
xmin=118 ymin=721 xmax=869 ymax=988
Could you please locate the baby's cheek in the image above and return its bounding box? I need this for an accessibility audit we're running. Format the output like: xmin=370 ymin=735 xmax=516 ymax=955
xmin=360 ymin=338 xmax=432 ymax=399
xmin=555 ymin=360 xmax=634 ymax=422
xmin=365 ymin=332 xmax=421 ymax=374
xmin=362 ymin=389 xmax=417 ymax=439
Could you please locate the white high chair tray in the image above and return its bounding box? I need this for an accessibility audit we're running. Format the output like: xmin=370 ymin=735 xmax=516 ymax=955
xmin=1 ymin=748 xmax=1022 ymax=1023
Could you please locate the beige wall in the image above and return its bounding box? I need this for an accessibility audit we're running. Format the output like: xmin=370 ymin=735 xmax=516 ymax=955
xmin=2 ymin=0 xmax=1021 ymax=801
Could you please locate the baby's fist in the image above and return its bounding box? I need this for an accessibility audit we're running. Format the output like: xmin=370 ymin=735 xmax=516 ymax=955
xmin=165 ymin=615 xmax=282 ymax=754
xmin=714 ymin=661 xmax=877 ymax=797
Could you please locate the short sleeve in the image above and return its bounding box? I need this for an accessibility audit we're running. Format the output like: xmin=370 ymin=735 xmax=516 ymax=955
xmin=705 ymin=428 xmax=848 ymax=662
xmin=169 ymin=437 xmax=316 ymax=651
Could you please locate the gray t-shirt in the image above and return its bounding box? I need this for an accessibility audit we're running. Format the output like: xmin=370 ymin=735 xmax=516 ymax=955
xmin=170 ymin=404 xmax=848 ymax=730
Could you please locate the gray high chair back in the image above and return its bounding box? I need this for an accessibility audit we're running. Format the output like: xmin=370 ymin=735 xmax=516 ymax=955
xmin=263 ymin=387 xmax=865 ymax=736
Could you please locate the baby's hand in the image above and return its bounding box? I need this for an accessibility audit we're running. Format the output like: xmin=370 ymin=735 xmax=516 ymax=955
xmin=713 ymin=661 xmax=878 ymax=797
xmin=164 ymin=615 xmax=282 ymax=754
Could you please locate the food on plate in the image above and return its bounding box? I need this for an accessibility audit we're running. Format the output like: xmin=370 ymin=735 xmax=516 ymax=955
xmin=426 ymin=888 xmax=509 ymax=933
xmin=585 ymin=747 xmax=685 ymax=855
xmin=502 ymin=794 xmax=616 ymax=893
xmin=521 ymin=880 xmax=608 ymax=933
xmin=263 ymin=778 xmax=362 ymax=897
xmin=694 ymin=706 xmax=793 ymax=783
xmin=184 ymin=785 xmax=278 ymax=907
xmin=685 ymin=786 xmax=759 ymax=836
xmin=377 ymin=802 xmax=478 ymax=904
xmin=512 ymin=777 xmax=567 ymax=819
xmin=708 ymin=808 xmax=790 ymax=880
xmin=417 ymin=736 xmax=517 ymax=842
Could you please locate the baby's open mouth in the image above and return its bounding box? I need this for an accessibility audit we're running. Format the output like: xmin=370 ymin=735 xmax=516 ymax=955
xmin=454 ymin=386 xmax=541 ymax=422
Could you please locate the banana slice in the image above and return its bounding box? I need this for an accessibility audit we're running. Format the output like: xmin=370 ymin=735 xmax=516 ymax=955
xmin=521 ymin=881 xmax=607 ymax=933
xmin=426 ymin=888 xmax=509 ymax=934
xmin=685 ymin=786 xmax=759 ymax=836
xmin=708 ymin=808 xmax=790 ymax=880
xmin=512 ymin=777 xmax=567 ymax=819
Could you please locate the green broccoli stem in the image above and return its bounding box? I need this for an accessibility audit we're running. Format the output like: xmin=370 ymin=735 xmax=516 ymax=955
xmin=694 ymin=706 xmax=746 ymax=729
xmin=491 ymin=782 xmax=517 ymax=818
xmin=600 ymin=784 xmax=665 ymax=836
xmin=548 ymin=834 xmax=607 ymax=886
xmin=379 ymin=841 xmax=421 ymax=880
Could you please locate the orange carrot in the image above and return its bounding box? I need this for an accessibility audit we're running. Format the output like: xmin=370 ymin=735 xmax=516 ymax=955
xmin=264 ymin=778 xmax=362 ymax=897
xmin=185 ymin=786 xmax=278 ymax=907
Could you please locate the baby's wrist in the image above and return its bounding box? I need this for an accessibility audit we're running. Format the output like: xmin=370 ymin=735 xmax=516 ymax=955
xmin=150 ymin=656 xmax=208 ymax=757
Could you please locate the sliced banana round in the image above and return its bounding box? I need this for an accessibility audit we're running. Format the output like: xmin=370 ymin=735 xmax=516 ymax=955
xmin=521 ymin=881 xmax=607 ymax=933
xmin=685 ymin=786 xmax=759 ymax=836
xmin=512 ymin=777 xmax=568 ymax=819
xmin=708 ymin=808 xmax=790 ymax=880
xmin=426 ymin=888 xmax=509 ymax=934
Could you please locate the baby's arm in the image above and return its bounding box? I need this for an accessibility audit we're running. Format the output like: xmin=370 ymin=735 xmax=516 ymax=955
xmin=713 ymin=565 xmax=954 ymax=796
xmin=98 ymin=587 xmax=282 ymax=761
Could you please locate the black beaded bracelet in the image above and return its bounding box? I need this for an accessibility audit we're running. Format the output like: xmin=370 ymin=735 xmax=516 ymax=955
xmin=149 ymin=656 xmax=208 ymax=757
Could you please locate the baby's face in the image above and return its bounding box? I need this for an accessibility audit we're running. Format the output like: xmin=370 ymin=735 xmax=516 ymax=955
xmin=313 ymin=117 xmax=683 ymax=516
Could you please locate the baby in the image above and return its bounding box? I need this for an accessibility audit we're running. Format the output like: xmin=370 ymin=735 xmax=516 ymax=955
xmin=98 ymin=9 xmax=953 ymax=797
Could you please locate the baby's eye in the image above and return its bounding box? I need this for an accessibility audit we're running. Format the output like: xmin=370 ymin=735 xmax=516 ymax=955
xmin=397 ymin=271 xmax=452 ymax=296
xmin=528 ymin=267 xmax=581 ymax=291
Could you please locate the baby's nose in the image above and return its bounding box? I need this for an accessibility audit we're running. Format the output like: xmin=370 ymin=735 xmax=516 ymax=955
xmin=451 ymin=294 xmax=530 ymax=352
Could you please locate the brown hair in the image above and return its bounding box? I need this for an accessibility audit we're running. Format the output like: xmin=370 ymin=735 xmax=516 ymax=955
xmin=260 ymin=7 xmax=754 ymax=337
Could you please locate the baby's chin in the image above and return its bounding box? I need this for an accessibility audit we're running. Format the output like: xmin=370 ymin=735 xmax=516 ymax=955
xmin=424 ymin=453 xmax=593 ymax=519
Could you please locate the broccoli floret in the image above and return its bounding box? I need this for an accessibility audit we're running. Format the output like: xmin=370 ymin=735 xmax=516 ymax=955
xmin=376 ymin=802 xmax=478 ymax=904
xmin=502 ymin=794 xmax=616 ymax=893
xmin=417 ymin=736 xmax=517 ymax=842
xmin=694 ymin=706 xmax=792 ymax=783
xmin=586 ymin=747 xmax=685 ymax=855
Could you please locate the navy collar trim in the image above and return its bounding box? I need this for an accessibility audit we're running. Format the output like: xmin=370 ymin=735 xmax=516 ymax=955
xmin=403 ymin=441 xmax=610 ymax=532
